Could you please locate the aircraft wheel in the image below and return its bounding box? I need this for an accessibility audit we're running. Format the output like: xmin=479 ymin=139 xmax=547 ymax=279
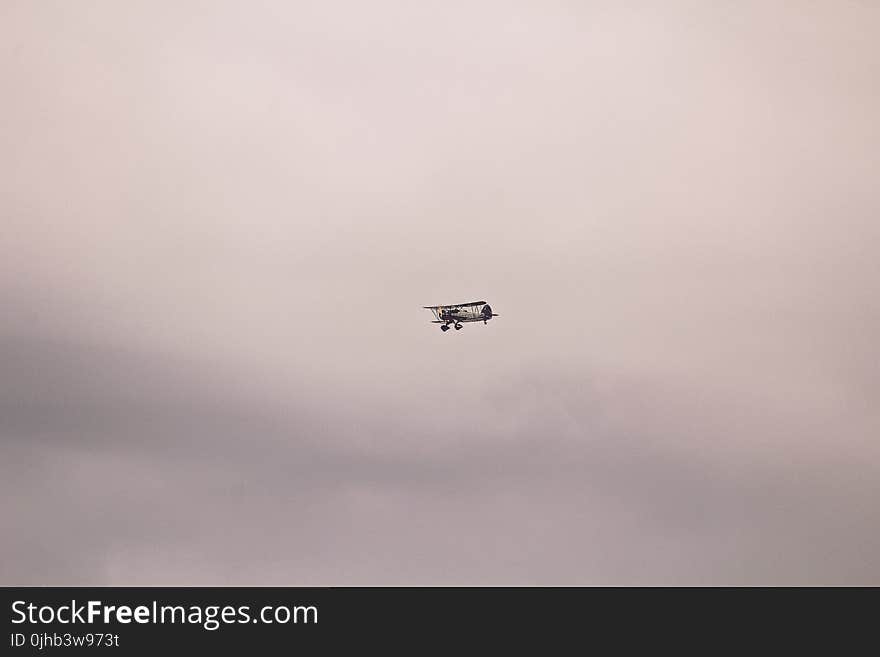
xmin=441 ymin=325 xmax=450 ymax=332
xmin=455 ymin=324 xmax=462 ymax=330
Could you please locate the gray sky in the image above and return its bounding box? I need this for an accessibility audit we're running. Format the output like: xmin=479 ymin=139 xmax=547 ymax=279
xmin=2 ymin=0 xmax=878 ymax=584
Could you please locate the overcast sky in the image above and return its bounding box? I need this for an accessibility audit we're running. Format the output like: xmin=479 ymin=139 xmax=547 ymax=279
xmin=2 ymin=0 xmax=878 ymax=584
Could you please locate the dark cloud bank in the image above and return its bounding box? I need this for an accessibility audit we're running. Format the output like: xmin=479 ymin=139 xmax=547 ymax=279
xmin=3 ymin=304 xmax=878 ymax=585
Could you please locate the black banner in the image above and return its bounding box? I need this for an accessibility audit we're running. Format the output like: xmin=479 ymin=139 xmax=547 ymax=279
xmin=1 ymin=587 xmax=875 ymax=653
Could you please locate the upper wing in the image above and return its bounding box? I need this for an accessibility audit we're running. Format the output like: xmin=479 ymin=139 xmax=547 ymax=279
xmin=423 ymin=300 xmax=486 ymax=309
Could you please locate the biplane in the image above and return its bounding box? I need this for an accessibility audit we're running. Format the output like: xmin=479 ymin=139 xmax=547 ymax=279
xmin=423 ymin=300 xmax=498 ymax=332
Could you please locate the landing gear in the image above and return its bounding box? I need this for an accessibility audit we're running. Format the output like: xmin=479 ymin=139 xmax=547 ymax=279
xmin=454 ymin=323 xmax=463 ymax=330
xmin=441 ymin=324 xmax=450 ymax=332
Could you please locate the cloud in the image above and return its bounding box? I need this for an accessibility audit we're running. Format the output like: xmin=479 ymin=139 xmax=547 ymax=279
xmin=2 ymin=1 xmax=879 ymax=584
xmin=2 ymin=317 xmax=878 ymax=585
